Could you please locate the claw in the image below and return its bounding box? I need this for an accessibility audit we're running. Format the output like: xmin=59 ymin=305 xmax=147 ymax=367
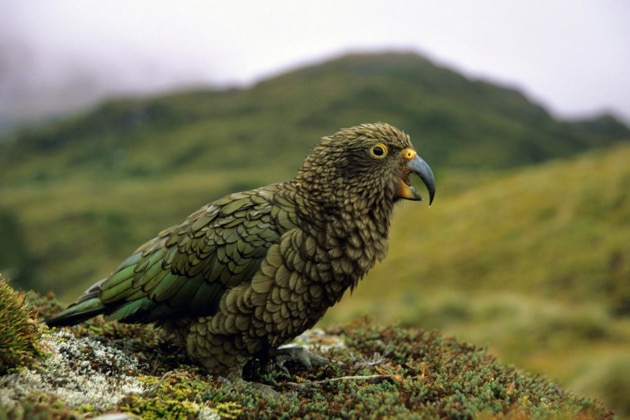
xmin=270 ymin=345 xmax=329 ymax=370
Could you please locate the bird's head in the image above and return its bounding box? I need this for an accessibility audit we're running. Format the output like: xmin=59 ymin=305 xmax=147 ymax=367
xmin=296 ymin=122 xmax=435 ymax=211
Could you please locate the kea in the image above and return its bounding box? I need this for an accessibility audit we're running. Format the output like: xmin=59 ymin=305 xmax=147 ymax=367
xmin=47 ymin=122 xmax=435 ymax=377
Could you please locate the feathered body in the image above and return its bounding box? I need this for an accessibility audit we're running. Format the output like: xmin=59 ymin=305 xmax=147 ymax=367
xmin=47 ymin=122 xmax=435 ymax=374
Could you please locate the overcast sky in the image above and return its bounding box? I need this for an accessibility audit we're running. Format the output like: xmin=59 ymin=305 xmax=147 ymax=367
xmin=2 ymin=0 xmax=629 ymax=129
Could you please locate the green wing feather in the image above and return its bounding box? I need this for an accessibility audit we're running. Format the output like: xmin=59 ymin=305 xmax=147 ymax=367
xmin=47 ymin=185 xmax=294 ymax=327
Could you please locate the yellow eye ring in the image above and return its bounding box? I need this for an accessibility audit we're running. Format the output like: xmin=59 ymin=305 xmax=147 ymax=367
xmin=370 ymin=143 xmax=388 ymax=159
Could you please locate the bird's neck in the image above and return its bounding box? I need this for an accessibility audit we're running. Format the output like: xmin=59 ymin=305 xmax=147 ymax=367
xmin=289 ymin=180 xmax=394 ymax=302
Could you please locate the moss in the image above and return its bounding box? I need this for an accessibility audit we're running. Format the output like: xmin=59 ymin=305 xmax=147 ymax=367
xmin=0 ymin=390 xmax=81 ymax=419
xmin=118 ymin=370 xmax=223 ymax=419
xmin=0 ymin=292 xmax=615 ymax=419
xmin=0 ymin=275 xmax=43 ymax=374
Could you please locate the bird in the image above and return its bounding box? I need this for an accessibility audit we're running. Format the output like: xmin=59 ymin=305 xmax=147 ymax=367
xmin=47 ymin=122 xmax=435 ymax=377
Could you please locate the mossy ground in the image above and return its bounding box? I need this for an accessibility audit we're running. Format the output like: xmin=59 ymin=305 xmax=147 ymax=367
xmin=0 ymin=275 xmax=43 ymax=375
xmin=0 ymin=288 xmax=614 ymax=419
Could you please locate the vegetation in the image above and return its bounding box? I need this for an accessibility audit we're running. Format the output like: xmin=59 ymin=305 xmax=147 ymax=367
xmin=0 ymin=290 xmax=614 ymax=418
xmin=0 ymin=51 xmax=628 ymax=416
xmin=0 ymin=274 xmax=43 ymax=374
xmin=1 ymin=52 xmax=628 ymax=185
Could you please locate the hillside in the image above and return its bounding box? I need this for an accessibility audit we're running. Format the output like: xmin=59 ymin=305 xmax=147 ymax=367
xmin=1 ymin=52 xmax=628 ymax=185
xmin=342 ymin=143 xmax=630 ymax=312
xmin=2 ymin=51 xmax=628 ymax=294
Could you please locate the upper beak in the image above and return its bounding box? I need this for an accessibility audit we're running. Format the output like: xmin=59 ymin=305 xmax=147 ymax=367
xmin=398 ymin=154 xmax=436 ymax=205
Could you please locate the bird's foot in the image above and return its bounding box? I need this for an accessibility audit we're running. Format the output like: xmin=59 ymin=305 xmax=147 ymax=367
xmin=243 ymin=345 xmax=329 ymax=383
xmin=269 ymin=345 xmax=329 ymax=371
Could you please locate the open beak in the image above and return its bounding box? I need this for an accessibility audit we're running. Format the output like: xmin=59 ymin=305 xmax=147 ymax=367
xmin=397 ymin=153 xmax=436 ymax=205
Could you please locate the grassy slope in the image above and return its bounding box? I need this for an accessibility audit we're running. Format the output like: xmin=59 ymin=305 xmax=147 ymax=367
xmin=322 ymin=143 xmax=630 ymax=413
xmin=1 ymin=168 xmax=291 ymax=296
xmin=342 ymin=143 xmax=630 ymax=307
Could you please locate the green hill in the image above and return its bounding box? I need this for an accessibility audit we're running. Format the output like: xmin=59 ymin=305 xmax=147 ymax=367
xmin=3 ymin=50 xmax=627 ymax=297
xmin=2 ymin=51 xmax=628 ymax=293
xmin=1 ymin=52 xmax=628 ymax=185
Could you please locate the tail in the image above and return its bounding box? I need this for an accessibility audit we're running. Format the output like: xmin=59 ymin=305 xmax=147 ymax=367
xmin=46 ymin=279 xmax=106 ymax=327
xmin=46 ymin=298 xmax=107 ymax=327
xmin=46 ymin=277 xmax=167 ymax=327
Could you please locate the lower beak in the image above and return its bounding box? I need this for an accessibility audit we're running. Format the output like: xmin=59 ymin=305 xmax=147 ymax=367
xmin=397 ymin=154 xmax=436 ymax=205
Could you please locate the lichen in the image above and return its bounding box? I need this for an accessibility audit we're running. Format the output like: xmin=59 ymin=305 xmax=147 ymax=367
xmin=0 ymin=330 xmax=147 ymax=418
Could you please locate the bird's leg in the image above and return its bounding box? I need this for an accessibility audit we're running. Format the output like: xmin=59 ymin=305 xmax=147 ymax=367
xmin=243 ymin=345 xmax=330 ymax=382
xmin=268 ymin=345 xmax=329 ymax=375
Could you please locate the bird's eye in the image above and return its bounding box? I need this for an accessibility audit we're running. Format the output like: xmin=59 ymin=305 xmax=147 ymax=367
xmin=370 ymin=143 xmax=388 ymax=159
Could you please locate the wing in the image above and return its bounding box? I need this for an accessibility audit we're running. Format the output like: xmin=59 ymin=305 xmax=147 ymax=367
xmin=49 ymin=186 xmax=295 ymax=326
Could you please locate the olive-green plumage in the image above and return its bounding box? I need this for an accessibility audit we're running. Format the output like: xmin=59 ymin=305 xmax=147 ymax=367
xmin=47 ymin=122 xmax=435 ymax=374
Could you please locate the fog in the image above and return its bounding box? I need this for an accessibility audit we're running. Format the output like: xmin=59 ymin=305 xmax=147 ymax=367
xmin=2 ymin=0 xmax=629 ymax=131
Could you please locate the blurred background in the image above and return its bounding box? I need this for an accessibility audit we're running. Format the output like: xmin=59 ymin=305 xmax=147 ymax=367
xmin=1 ymin=0 xmax=629 ymax=415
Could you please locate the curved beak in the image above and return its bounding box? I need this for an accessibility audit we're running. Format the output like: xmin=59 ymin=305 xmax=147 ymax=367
xmin=397 ymin=154 xmax=436 ymax=205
